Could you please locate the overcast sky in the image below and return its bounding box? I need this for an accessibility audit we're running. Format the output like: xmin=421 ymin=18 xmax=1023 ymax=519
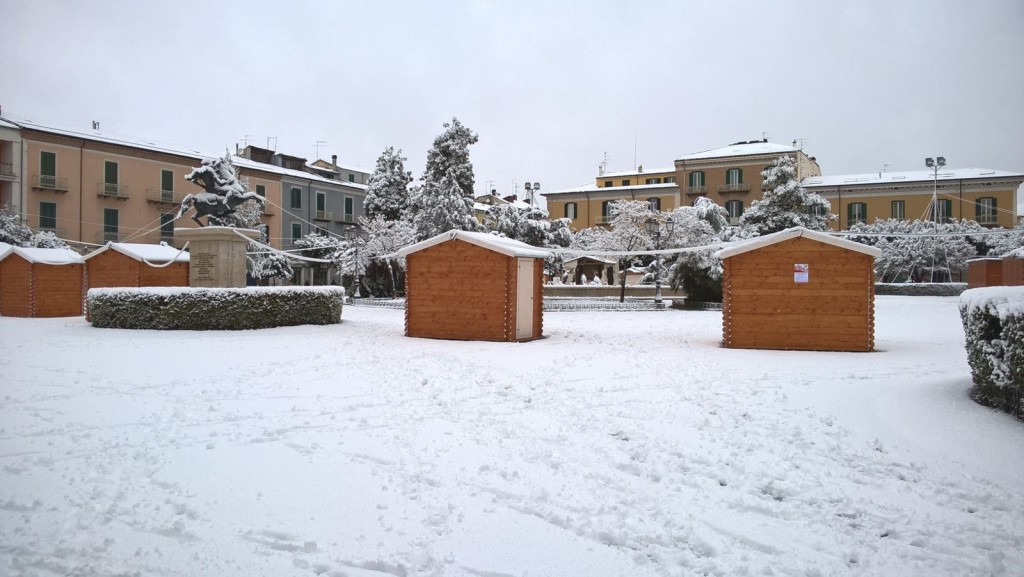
xmin=2 ymin=0 xmax=1022 ymax=205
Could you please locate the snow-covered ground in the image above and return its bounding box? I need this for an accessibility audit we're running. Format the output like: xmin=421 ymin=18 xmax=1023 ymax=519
xmin=1 ymin=296 xmax=1021 ymax=577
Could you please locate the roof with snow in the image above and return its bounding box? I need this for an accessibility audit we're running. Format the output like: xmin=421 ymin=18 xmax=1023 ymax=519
xmin=802 ymin=168 xmax=1024 ymax=188
xmin=600 ymin=167 xmax=676 ymax=178
xmin=715 ymin=227 xmax=882 ymax=259
xmin=1 ymin=114 xmax=207 ymax=158
xmin=84 ymin=242 xmax=190 ymax=263
xmin=397 ymin=230 xmax=551 ymax=259
xmin=231 ymin=155 xmax=368 ymax=191
xmin=0 ymin=242 xmax=85 ymax=265
xmin=542 ymin=182 xmax=678 ymax=197
xmin=677 ymin=141 xmax=799 ymax=161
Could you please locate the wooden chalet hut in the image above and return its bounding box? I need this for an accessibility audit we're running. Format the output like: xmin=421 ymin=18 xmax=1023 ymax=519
xmin=397 ymin=230 xmax=551 ymax=342
xmin=1003 ymin=248 xmax=1024 ymax=286
xmin=0 ymin=242 xmax=85 ymax=317
xmin=85 ymin=242 xmax=190 ymax=290
xmin=966 ymin=258 xmax=1004 ymax=288
xmin=714 ymin=227 xmax=882 ymax=352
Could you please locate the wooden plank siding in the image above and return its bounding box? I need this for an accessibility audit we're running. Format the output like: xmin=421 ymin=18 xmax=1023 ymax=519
xmin=405 ymin=239 xmax=543 ymax=342
xmin=722 ymin=237 xmax=875 ymax=352
xmin=967 ymin=260 xmax=1003 ymax=288
xmin=1004 ymin=257 xmax=1023 ymax=287
xmin=0 ymin=255 xmax=83 ymax=317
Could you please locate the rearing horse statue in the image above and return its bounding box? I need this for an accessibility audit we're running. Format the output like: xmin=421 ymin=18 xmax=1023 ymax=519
xmin=177 ymin=155 xmax=266 ymax=227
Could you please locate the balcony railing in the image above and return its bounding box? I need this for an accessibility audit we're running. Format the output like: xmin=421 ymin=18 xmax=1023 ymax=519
xmin=314 ymin=210 xmax=333 ymax=221
xmin=98 ymin=182 xmax=130 ymax=198
xmin=32 ymin=174 xmax=69 ymax=191
xmin=96 ymin=230 xmax=121 ymax=243
xmin=685 ymin=185 xmax=707 ymax=195
xmin=596 ymin=215 xmax=613 ymax=225
xmin=146 ymin=188 xmax=185 ymax=204
xmin=727 ymin=216 xmax=742 ymax=226
xmin=0 ymin=161 xmax=14 ymax=178
xmin=976 ymin=215 xmax=998 ymax=226
xmin=717 ymin=183 xmax=750 ymax=193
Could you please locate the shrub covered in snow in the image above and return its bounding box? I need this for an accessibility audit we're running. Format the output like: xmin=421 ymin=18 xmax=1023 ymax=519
xmin=959 ymin=287 xmax=1024 ymax=419
xmin=88 ymin=287 xmax=344 ymax=330
xmin=875 ymin=283 xmax=966 ymax=296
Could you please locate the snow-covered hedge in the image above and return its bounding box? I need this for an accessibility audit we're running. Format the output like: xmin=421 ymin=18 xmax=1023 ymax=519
xmin=959 ymin=287 xmax=1024 ymax=419
xmin=88 ymin=286 xmax=344 ymax=330
xmin=876 ymin=282 xmax=966 ymax=296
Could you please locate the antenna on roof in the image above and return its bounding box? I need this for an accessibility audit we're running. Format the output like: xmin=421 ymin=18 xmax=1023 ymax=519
xmin=599 ymin=152 xmax=608 ymax=176
xmin=762 ymin=131 xmax=768 ymax=142
xmin=314 ymin=140 xmax=326 ymax=160
xmin=794 ymin=138 xmax=809 ymax=151
xmin=241 ymin=134 xmax=252 ymax=147
xmin=267 ymin=136 xmax=277 ymax=151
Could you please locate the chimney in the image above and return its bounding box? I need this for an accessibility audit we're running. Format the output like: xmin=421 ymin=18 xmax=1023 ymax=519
xmin=92 ymin=121 xmax=99 ymax=130
xmin=331 ymin=154 xmax=338 ymax=170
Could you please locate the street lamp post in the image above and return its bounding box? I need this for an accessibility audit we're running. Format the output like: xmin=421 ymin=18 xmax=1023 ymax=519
xmin=645 ymin=216 xmax=675 ymax=305
xmin=344 ymin=227 xmax=362 ymax=298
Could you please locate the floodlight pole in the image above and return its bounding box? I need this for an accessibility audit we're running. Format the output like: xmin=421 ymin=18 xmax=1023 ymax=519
xmin=925 ymin=156 xmax=946 ymax=282
xmin=345 ymin=227 xmax=362 ymax=298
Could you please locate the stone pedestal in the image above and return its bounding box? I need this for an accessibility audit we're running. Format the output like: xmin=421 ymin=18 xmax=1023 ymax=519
xmin=175 ymin=226 xmax=260 ymax=288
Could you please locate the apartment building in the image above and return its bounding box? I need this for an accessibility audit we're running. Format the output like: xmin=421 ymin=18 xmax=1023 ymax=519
xmin=675 ymin=140 xmax=821 ymax=225
xmin=802 ymin=168 xmax=1024 ymax=230
xmin=543 ymin=166 xmax=679 ymax=230
xmin=234 ymin=146 xmax=368 ymax=251
xmin=0 ymin=114 xmax=284 ymax=249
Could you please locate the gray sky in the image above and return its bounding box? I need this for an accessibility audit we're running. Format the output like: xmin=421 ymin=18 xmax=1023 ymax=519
xmin=2 ymin=0 xmax=1022 ymax=206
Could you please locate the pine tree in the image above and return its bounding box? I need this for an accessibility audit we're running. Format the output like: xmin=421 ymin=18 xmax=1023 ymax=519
xmin=410 ymin=168 xmax=480 ymax=240
xmin=364 ymin=147 xmax=412 ymax=221
xmin=741 ymin=156 xmax=835 ymax=235
xmin=407 ymin=118 xmax=480 ymax=240
xmin=423 ymin=117 xmax=478 ymax=197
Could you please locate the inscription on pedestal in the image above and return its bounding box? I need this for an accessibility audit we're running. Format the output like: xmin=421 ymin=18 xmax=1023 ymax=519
xmin=193 ymin=252 xmax=216 ymax=281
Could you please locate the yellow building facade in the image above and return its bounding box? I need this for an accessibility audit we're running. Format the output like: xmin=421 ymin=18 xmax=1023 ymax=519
xmin=803 ymin=169 xmax=1023 ymax=230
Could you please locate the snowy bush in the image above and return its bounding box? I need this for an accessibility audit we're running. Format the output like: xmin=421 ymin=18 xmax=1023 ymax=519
xmin=87 ymin=287 xmax=344 ymax=330
xmin=959 ymin=287 xmax=1024 ymax=419
xmin=875 ymin=283 xmax=966 ymax=296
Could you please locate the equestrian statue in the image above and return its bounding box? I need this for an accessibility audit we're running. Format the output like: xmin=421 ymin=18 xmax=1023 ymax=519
xmin=177 ymin=154 xmax=266 ymax=227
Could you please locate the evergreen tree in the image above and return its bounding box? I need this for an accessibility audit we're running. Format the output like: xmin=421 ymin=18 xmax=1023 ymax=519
xmin=409 ymin=168 xmax=480 ymax=240
xmin=364 ymin=147 xmax=412 ymax=221
xmin=741 ymin=156 xmax=835 ymax=235
xmin=423 ymin=117 xmax=478 ymax=197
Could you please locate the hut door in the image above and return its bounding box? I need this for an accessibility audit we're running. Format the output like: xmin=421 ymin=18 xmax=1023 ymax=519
xmin=516 ymin=258 xmax=534 ymax=339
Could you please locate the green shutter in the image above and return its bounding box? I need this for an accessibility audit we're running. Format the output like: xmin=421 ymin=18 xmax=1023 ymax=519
xmin=39 ymin=202 xmax=56 ymax=229
xmin=847 ymin=203 xmax=855 ymax=224
xmin=256 ymin=184 xmax=266 ymax=197
xmin=161 ymin=170 xmax=173 ymax=192
xmin=104 ymin=161 xmax=118 ymax=184
xmin=40 ymin=151 xmax=56 ymax=177
xmin=737 ymin=169 xmax=743 ymax=184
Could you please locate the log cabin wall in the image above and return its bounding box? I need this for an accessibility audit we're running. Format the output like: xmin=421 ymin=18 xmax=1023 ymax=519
xmin=967 ymin=259 xmax=1003 ymax=289
xmin=405 ymin=239 xmax=514 ymax=341
xmin=1004 ymin=257 xmax=1023 ymax=286
xmin=722 ymin=237 xmax=875 ymax=352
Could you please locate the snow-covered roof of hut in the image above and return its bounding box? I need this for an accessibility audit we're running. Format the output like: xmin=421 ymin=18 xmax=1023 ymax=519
xmin=0 ymin=242 xmax=85 ymax=264
xmin=397 ymin=230 xmax=551 ymax=259
xmin=85 ymin=242 xmax=190 ymax=263
xmin=715 ymin=227 xmax=882 ymax=259
xmin=1006 ymin=246 xmax=1024 ymax=259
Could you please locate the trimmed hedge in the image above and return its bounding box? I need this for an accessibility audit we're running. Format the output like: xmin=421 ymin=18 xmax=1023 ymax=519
xmin=876 ymin=282 xmax=967 ymax=296
xmin=88 ymin=286 xmax=344 ymax=330
xmin=959 ymin=287 xmax=1024 ymax=419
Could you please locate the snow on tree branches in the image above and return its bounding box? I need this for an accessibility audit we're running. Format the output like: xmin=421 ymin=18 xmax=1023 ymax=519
xmin=741 ymin=156 xmax=834 ymax=235
xmin=0 ymin=205 xmax=69 ymax=248
xmin=364 ymin=147 xmax=412 ymax=221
